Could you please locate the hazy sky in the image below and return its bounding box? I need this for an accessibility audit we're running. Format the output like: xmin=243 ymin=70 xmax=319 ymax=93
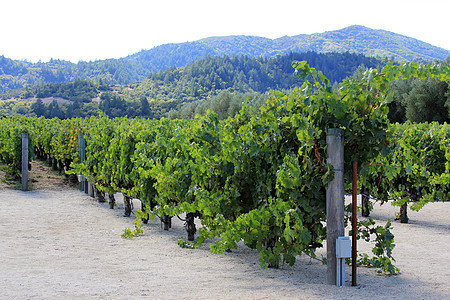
xmin=1 ymin=0 xmax=449 ymax=63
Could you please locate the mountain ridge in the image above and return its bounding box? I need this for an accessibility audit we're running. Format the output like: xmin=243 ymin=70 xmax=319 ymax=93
xmin=0 ymin=25 xmax=448 ymax=94
xmin=117 ymin=25 xmax=450 ymax=83
xmin=231 ymin=26 xmax=446 ymax=60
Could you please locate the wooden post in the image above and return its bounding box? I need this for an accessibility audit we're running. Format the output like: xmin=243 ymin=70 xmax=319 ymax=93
xmin=326 ymin=128 xmax=345 ymax=285
xmin=78 ymin=134 xmax=85 ymax=192
xmin=88 ymin=181 xmax=94 ymax=197
xmin=352 ymin=161 xmax=358 ymax=286
xmin=21 ymin=133 xmax=29 ymax=191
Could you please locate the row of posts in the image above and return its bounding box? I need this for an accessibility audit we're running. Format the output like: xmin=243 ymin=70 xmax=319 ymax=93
xmin=21 ymin=133 xmax=92 ymax=196
xmin=78 ymin=134 xmax=97 ymax=199
xmin=21 ymin=129 xmax=357 ymax=286
xmin=77 ymin=134 xmax=95 ymax=197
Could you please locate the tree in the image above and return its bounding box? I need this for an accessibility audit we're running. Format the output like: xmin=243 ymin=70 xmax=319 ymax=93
xmin=209 ymin=91 xmax=232 ymax=120
xmin=31 ymin=99 xmax=46 ymax=117
xmin=139 ymin=96 xmax=151 ymax=117
xmin=99 ymin=92 xmax=112 ymax=116
xmin=47 ymin=100 xmax=64 ymax=119
xmin=405 ymin=77 xmax=449 ymax=123
xmin=99 ymin=91 xmax=127 ymax=117
xmin=66 ymin=99 xmax=84 ymax=118
xmin=388 ymin=78 xmax=413 ymax=123
xmin=445 ymin=89 xmax=450 ymax=117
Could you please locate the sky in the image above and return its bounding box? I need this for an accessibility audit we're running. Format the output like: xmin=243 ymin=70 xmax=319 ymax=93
xmin=1 ymin=0 xmax=449 ymax=63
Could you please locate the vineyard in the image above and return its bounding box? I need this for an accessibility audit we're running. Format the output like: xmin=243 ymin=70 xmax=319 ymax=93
xmin=1 ymin=61 xmax=449 ymax=275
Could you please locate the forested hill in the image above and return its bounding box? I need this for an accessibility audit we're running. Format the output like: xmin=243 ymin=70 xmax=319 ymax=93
xmin=2 ymin=52 xmax=449 ymax=123
xmin=0 ymin=51 xmax=386 ymax=119
xmin=1 ymin=25 xmax=448 ymax=93
xmin=2 ymin=51 xmax=385 ymax=102
xmin=129 ymin=25 xmax=449 ymax=68
xmin=123 ymin=52 xmax=386 ymax=105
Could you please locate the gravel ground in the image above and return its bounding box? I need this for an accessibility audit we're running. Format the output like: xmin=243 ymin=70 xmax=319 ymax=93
xmin=0 ymin=162 xmax=449 ymax=299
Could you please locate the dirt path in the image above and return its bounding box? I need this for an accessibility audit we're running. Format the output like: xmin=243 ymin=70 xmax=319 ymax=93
xmin=0 ymin=162 xmax=449 ymax=299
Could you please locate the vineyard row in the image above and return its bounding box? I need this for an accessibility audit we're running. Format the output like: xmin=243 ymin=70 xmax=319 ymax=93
xmin=0 ymin=61 xmax=449 ymax=272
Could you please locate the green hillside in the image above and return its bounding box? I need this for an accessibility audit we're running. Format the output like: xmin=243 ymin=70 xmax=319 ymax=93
xmin=0 ymin=25 xmax=448 ymax=94
xmin=1 ymin=52 xmax=386 ymax=119
xmin=287 ymin=25 xmax=449 ymax=62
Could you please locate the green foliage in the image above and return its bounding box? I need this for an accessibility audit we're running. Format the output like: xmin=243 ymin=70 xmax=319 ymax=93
xmin=99 ymin=91 xmax=127 ymax=118
xmin=2 ymin=59 xmax=449 ymax=273
xmin=309 ymin=25 xmax=449 ymax=63
xmin=0 ymin=116 xmax=34 ymax=177
xmin=387 ymin=77 xmax=450 ymax=123
xmin=0 ymin=75 xmax=108 ymax=100
xmin=1 ymin=52 xmax=386 ymax=119
xmin=362 ymin=122 xmax=449 ymax=212
xmin=174 ymin=59 xmax=396 ymax=267
xmin=168 ymin=91 xmax=269 ymax=120
xmin=0 ymin=56 xmax=145 ymax=93
xmin=137 ymin=52 xmax=385 ymax=115
xmin=177 ymin=239 xmax=195 ymax=249
xmin=356 ymin=219 xmax=399 ymax=275
xmin=122 ymin=209 xmax=145 ymax=238
xmin=359 ymin=62 xmax=450 ymax=224
xmin=1 ymin=24 xmax=448 ymax=95
xmin=405 ymin=78 xmax=449 ymax=123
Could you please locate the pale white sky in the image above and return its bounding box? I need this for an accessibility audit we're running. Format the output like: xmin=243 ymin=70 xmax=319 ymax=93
xmin=1 ymin=0 xmax=449 ymax=63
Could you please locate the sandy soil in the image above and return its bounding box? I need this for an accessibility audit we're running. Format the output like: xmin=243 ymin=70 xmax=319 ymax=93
xmin=0 ymin=162 xmax=449 ymax=299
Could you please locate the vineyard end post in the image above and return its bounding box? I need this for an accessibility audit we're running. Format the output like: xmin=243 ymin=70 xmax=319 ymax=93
xmin=326 ymin=128 xmax=345 ymax=285
xmin=352 ymin=160 xmax=358 ymax=286
xmin=21 ymin=132 xmax=29 ymax=191
xmin=78 ymin=134 xmax=86 ymax=192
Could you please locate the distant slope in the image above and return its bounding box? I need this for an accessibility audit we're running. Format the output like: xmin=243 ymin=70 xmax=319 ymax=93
xmin=127 ymin=25 xmax=449 ymax=69
xmin=284 ymin=25 xmax=449 ymax=62
xmin=118 ymin=51 xmax=386 ymax=116
xmin=0 ymin=25 xmax=448 ymax=93
xmin=1 ymin=52 xmax=386 ymax=119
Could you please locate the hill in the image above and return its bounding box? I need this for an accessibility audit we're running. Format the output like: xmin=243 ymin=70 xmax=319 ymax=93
xmin=0 ymin=25 xmax=448 ymax=93
xmin=126 ymin=25 xmax=449 ymax=69
xmin=1 ymin=52 xmax=386 ymax=119
xmin=281 ymin=25 xmax=449 ymax=62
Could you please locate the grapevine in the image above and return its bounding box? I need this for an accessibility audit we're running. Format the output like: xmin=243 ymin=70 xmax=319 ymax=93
xmin=1 ymin=60 xmax=448 ymax=274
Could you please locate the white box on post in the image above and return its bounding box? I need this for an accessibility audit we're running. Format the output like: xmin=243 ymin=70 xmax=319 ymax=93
xmin=336 ymin=236 xmax=351 ymax=287
xmin=337 ymin=236 xmax=352 ymax=258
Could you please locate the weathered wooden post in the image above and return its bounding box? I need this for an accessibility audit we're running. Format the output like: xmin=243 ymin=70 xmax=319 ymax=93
xmin=21 ymin=133 xmax=29 ymax=191
xmin=352 ymin=161 xmax=358 ymax=286
xmin=326 ymin=128 xmax=345 ymax=285
xmin=78 ymin=134 xmax=86 ymax=192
